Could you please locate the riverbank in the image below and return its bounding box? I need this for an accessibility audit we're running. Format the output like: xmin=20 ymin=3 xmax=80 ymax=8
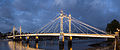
xmin=86 ymin=40 xmax=120 ymax=50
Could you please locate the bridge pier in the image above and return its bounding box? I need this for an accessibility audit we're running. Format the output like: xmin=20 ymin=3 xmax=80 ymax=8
xmin=114 ymin=32 xmax=119 ymax=50
xmin=59 ymin=43 xmax=64 ymax=50
xmin=59 ymin=35 xmax=64 ymax=50
xmin=19 ymin=36 xmax=22 ymax=41
xmin=68 ymin=36 xmax=72 ymax=49
xmin=68 ymin=39 xmax=72 ymax=50
xmin=36 ymin=36 xmax=39 ymax=43
xmin=69 ymin=36 xmax=72 ymax=41
xmin=59 ymin=34 xmax=64 ymax=42
xmin=59 ymin=34 xmax=64 ymax=47
xmin=13 ymin=37 xmax=16 ymax=41
xmin=26 ymin=36 xmax=29 ymax=43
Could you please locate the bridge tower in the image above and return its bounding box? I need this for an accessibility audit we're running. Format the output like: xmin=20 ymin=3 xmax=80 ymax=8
xmin=60 ymin=10 xmax=64 ymax=33
xmin=69 ymin=14 xmax=72 ymax=41
xmin=59 ymin=10 xmax=64 ymax=43
xmin=20 ymin=26 xmax=22 ymax=40
xmin=13 ymin=26 xmax=15 ymax=40
xmin=26 ymin=36 xmax=29 ymax=43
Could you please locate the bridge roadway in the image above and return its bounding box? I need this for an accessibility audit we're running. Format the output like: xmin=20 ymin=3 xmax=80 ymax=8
xmin=7 ymin=33 xmax=115 ymax=38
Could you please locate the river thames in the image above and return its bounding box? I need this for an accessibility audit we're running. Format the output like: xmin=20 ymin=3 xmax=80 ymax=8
xmin=0 ymin=39 xmax=110 ymax=50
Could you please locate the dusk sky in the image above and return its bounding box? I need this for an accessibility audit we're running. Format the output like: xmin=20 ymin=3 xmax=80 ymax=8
xmin=0 ymin=0 xmax=120 ymax=32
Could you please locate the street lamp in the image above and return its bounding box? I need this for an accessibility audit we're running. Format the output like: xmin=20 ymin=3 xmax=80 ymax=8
xmin=117 ymin=28 xmax=120 ymax=31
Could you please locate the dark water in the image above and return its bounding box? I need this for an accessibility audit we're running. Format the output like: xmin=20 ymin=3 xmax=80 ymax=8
xmin=0 ymin=39 xmax=106 ymax=50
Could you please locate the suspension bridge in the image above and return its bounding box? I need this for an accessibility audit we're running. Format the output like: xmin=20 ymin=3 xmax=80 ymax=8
xmin=7 ymin=10 xmax=120 ymax=50
xmin=7 ymin=10 xmax=116 ymax=39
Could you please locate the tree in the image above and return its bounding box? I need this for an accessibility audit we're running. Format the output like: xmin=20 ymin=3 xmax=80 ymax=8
xmin=0 ymin=32 xmax=3 ymax=39
xmin=106 ymin=19 xmax=120 ymax=34
xmin=0 ymin=32 xmax=2 ymax=37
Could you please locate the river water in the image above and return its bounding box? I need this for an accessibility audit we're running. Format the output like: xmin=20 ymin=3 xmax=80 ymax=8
xmin=0 ymin=39 xmax=107 ymax=50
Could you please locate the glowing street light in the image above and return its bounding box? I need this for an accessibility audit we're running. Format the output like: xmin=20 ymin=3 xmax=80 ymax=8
xmin=117 ymin=28 xmax=120 ymax=31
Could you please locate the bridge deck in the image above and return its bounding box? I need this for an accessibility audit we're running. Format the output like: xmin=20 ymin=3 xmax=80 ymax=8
xmin=7 ymin=33 xmax=115 ymax=38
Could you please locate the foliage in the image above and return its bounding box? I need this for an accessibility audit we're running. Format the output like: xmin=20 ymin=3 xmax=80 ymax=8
xmin=106 ymin=19 xmax=120 ymax=34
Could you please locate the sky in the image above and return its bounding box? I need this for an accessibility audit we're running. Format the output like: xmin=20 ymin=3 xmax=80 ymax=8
xmin=0 ymin=0 xmax=120 ymax=32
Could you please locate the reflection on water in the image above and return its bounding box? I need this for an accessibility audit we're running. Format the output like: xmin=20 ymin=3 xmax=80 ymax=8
xmin=8 ymin=41 xmax=43 ymax=50
xmin=8 ymin=40 xmax=72 ymax=50
xmin=36 ymin=43 xmax=38 ymax=49
xmin=59 ymin=41 xmax=64 ymax=50
xmin=20 ymin=41 xmax=22 ymax=50
xmin=6 ymin=39 xmax=106 ymax=50
xmin=27 ymin=43 xmax=29 ymax=48
xmin=68 ymin=41 xmax=72 ymax=50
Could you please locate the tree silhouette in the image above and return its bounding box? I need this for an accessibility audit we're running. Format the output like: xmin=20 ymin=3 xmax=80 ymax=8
xmin=0 ymin=32 xmax=2 ymax=36
xmin=106 ymin=19 xmax=120 ymax=34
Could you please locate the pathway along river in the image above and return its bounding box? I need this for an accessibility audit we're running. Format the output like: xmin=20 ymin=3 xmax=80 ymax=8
xmin=0 ymin=39 xmax=113 ymax=50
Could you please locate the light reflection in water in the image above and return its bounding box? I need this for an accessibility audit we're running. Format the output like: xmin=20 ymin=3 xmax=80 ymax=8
xmin=8 ymin=39 xmax=108 ymax=50
xmin=8 ymin=41 xmax=72 ymax=50
xmin=8 ymin=41 xmax=44 ymax=50
xmin=5 ymin=39 xmax=110 ymax=50
xmin=36 ymin=42 xmax=38 ymax=49
xmin=27 ymin=43 xmax=29 ymax=48
xmin=19 ymin=41 xmax=22 ymax=50
xmin=13 ymin=41 xmax=15 ymax=50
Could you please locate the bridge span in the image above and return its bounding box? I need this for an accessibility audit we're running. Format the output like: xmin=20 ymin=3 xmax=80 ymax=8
xmin=7 ymin=33 xmax=115 ymax=38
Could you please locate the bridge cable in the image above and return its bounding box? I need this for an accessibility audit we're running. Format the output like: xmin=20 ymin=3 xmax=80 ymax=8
xmin=71 ymin=21 xmax=85 ymax=33
xmin=41 ymin=19 xmax=58 ymax=33
xmin=72 ymin=20 xmax=99 ymax=34
xmin=71 ymin=20 xmax=87 ymax=33
xmin=46 ymin=19 xmax=59 ymax=33
xmin=72 ymin=17 xmax=107 ymax=35
xmin=37 ymin=17 xmax=60 ymax=33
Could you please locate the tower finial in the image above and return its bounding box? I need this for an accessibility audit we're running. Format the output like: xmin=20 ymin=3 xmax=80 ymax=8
xmin=60 ymin=10 xmax=63 ymax=13
xmin=60 ymin=10 xmax=63 ymax=16
xmin=69 ymin=14 xmax=71 ymax=17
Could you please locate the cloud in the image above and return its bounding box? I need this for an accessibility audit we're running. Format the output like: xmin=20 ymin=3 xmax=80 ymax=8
xmin=0 ymin=0 xmax=120 ymax=32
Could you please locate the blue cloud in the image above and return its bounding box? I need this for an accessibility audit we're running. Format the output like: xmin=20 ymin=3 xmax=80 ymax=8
xmin=0 ymin=0 xmax=120 ymax=32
